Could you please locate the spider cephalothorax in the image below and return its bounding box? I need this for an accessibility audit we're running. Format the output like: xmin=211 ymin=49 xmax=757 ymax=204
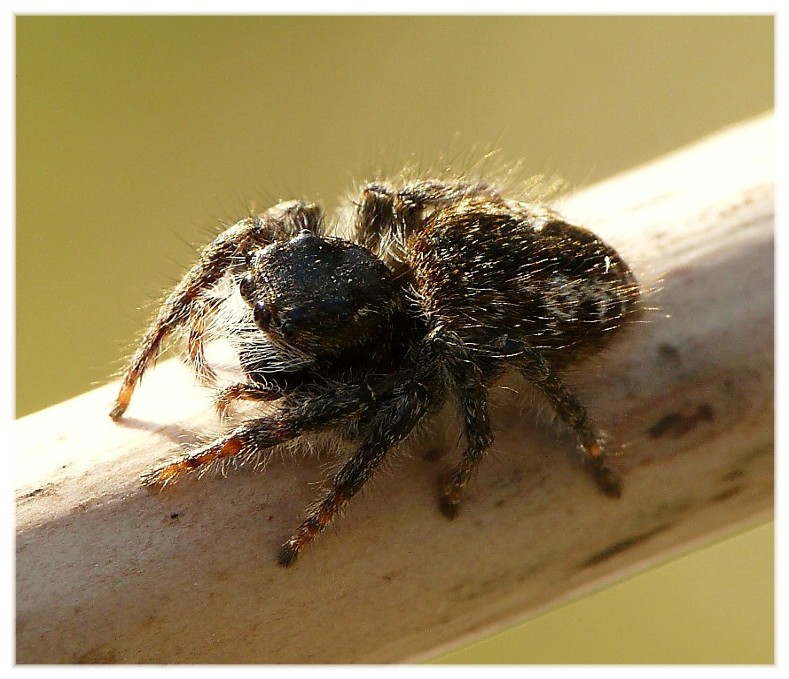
xmin=240 ymin=229 xmax=405 ymax=359
xmin=110 ymin=179 xmax=640 ymax=565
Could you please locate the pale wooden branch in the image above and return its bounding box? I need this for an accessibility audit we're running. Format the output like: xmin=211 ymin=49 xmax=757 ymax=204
xmin=15 ymin=112 xmax=774 ymax=664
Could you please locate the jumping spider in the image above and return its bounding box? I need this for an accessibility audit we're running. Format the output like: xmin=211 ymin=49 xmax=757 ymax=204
xmin=110 ymin=179 xmax=640 ymax=566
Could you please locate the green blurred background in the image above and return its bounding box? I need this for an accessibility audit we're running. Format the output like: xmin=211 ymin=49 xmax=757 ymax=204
xmin=16 ymin=16 xmax=773 ymax=663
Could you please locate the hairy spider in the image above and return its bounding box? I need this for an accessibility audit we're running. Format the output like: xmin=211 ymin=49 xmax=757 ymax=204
xmin=110 ymin=179 xmax=640 ymax=566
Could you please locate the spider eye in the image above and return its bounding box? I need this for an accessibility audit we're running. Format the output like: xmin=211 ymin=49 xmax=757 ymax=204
xmin=280 ymin=320 xmax=296 ymax=338
xmin=239 ymin=275 xmax=256 ymax=304
xmin=279 ymin=307 xmax=308 ymax=339
xmin=253 ymin=302 xmax=272 ymax=331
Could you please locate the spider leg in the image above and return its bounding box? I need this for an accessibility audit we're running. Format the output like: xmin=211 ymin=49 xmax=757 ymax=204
xmin=184 ymin=297 xmax=221 ymax=386
xmin=398 ymin=178 xmax=502 ymax=204
xmin=142 ymin=381 xmax=371 ymax=486
xmin=214 ymin=381 xmax=284 ymax=420
xmin=278 ymin=381 xmax=432 ymax=566
xmin=514 ymin=343 xmax=622 ymax=497
xmin=354 ymin=180 xmax=503 ymax=254
xmin=425 ymin=330 xmax=494 ymax=518
xmin=110 ymin=200 xmax=322 ymax=420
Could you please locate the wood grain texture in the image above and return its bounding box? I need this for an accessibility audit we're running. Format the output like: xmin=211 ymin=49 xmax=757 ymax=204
xmin=15 ymin=112 xmax=774 ymax=664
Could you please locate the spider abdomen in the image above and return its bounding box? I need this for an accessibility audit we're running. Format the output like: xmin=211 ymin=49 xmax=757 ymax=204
xmin=407 ymin=199 xmax=640 ymax=359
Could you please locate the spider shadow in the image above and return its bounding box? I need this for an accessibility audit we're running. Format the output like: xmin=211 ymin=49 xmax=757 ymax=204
xmin=110 ymin=415 xmax=204 ymax=447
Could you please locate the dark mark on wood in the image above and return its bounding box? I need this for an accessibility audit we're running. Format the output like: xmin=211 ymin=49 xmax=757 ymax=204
xmin=17 ymin=485 xmax=54 ymax=501
xmin=648 ymin=403 xmax=715 ymax=438
xmin=656 ymin=343 xmax=680 ymax=362
xmin=722 ymin=468 xmax=745 ymax=482
xmin=580 ymin=523 xmax=671 ymax=568
xmin=710 ymin=485 xmax=744 ymax=503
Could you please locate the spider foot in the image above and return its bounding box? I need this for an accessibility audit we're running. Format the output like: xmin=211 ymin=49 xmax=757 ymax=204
xmin=439 ymin=473 xmax=465 ymax=520
xmin=277 ymin=520 xmax=320 ymax=567
xmin=109 ymin=379 xmax=136 ymax=420
xmin=140 ymin=459 xmax=190 ymax=487
xmin=439 ymin=494 xmax=461 ymax=520
xmin=109 ymin=402 xmax=127 ymax=421
xmin=142 ymin=436 xmax=244 ymax=487
xmin=277 ymin=540 xmax=301 ymax=567
xmin=277 ymin=488 xmax=351 ymax=566
xmin=583 ymin=443 xmax=622 ymax=498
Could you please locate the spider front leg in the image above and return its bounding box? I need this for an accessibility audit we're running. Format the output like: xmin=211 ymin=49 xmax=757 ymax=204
xmin=278 ymin=381 xmax=432 ymax=566
xmin=110 ymin=200 xmax=322 ymax=420
xmin=184 ymin=297 xmax=222 ymax=386
xmin=214 ymin=381 xmax=284 ymax=420
xmin=515 ymin=344 xmax=622 ymax=497
xmin=143 ymin=382 xmax=373 ymax=486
